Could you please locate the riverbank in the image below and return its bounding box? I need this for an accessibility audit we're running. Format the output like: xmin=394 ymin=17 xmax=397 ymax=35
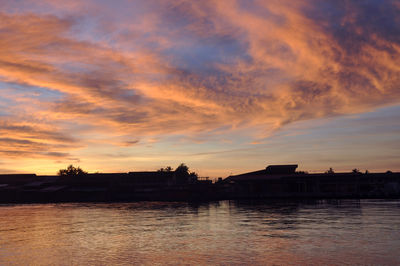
xmin=1 ymin=166 xmax=399 ymax=203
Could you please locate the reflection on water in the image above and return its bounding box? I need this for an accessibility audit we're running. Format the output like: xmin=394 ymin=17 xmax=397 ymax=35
xmin=0 ymin=200 xmax=400 ymax=265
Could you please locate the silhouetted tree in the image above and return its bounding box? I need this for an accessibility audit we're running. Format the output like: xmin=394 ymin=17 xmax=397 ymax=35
xmin=189 ymin=171 xmax=198 ymax=179
xmin=175 ymin=163 xmax=189 ymax=175
xmin=158 ymin=166 xmax=173 ymax=172
xmin=325 ymin=168 xmax=335 ymax=174
xmin=296 ymin=171 xmax=309 ymax=174
xmin=58 ymin=165 xmax=87 ymax=176
xmin=365 ymin=170 xmax=369 ymax=174
xmin=352 ymin=168 xmax=361 ymax=174
xmin=175 ymin=163 xmax=198 ymax=183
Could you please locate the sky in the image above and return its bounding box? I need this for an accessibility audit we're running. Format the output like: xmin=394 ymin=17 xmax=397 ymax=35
xmin=0 ymin=0 xmax=399 ymax=177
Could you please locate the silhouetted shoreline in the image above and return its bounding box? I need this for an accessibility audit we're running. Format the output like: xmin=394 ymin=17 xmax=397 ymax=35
xmin=1 ymin=165 xmax=399 ymax=203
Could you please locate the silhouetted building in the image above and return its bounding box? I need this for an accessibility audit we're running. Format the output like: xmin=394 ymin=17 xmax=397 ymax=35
xmin=224 ymin=164 xmax=400 ymax=199
xmin=0 ymin=174 xmax=37 ymax=184
xmin=0 ymin=165 xmax=399 ymax=203
xmin=266 ymin=165 xmax=298 ymax=175
xmin=128 ymin=171 xmax=176 ymax=186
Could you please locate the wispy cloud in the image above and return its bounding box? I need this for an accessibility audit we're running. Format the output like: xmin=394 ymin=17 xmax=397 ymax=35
xmin=0 ymin=120 xmax=79 ymax=159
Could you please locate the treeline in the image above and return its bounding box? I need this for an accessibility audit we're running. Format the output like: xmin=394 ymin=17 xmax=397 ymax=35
xmin=57 ymin=163 xmax=198 ymax=178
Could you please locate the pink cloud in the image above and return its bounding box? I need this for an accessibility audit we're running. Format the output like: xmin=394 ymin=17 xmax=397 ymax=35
xmin=0 ymin=0 xmax=399 ymax=161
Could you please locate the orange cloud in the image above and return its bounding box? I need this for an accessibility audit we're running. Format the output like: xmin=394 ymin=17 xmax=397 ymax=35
xmin=0 ymin=0 xmax=399 ymax=161
xmin=0 ymin=119 xmax=80 ymax=159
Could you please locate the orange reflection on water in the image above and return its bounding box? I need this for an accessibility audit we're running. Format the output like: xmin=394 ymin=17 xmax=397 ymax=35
xmin=0 ymin=200 xmax=400 ymax=265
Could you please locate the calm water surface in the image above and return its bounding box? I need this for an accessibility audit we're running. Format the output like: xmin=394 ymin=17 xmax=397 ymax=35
xmin=0 ymin=199 xmax=400 ymax=265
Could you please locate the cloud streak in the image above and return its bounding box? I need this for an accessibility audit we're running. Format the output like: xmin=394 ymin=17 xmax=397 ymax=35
xmin=0 ymin=119 xmax=79 ymax=159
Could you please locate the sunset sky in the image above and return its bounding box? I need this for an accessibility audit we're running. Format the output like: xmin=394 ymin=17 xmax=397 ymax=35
xmin=0 ymin=0 xmax=399 ymax=177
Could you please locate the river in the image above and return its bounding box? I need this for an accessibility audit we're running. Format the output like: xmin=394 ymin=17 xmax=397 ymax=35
xmin=0 ymin=199 xmax=399 ymax=265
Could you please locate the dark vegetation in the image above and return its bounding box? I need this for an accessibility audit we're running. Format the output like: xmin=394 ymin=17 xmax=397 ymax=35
xmin=325 ymin=168 xmax=335 ymax=174
xmin=158 ymin=163 xmax=198 ymax=178
xmin=58 ymin=165 xmax=87 ymax=176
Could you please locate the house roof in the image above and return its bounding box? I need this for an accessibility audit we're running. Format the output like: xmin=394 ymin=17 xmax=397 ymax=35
xmin=128 ymin=171 xmax=175 ymax=178
xmin=266 ymin=165 xmax=298 ymax=175
xmin=225 ymin=164 xmax=299 ymax=182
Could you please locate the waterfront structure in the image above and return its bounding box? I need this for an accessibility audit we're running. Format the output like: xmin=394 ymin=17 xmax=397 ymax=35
xmin=225 ymin=165 xmax=400 ymax=198
xmin=0 ymin=170 xmax=213 ymax=202
xmin=0 ymin=165 xmax=399 ymax=203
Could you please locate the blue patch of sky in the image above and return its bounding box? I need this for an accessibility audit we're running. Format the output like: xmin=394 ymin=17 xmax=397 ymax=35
xmin=55 ymin=61 xmax=96 ymax=74
xmin=0 ymin=83 xmax=14 ymax=116
xmin=68 ymin=16 xmax=105 ymax=43
xmin=164 ymin=35 xmax=247 ymax=75
xmin=213 ymin=105 xmax=400 ymax=172
xmin=0 ymin=104 xmax=9 ymax=117
xmin=148 ymin=130 xmax=257 ymax=157
xmin=0 ymin=81 xmax=64 ymax=102
xmin=304 ymin=0 xmax=400 ymax=43
xmin=67 ymin=1 xmax=152 ymax=47
xmin=237 ymin=0 xmax=286 ymax=25
xmin=269 ymin=104 xmax=400 ymax=149
xmin=320 ymin=105 xmax=400 ymax=135
xmin=302 ymin=1 xmax=346 ymax=22
xmin=147 ymin=3 xmax=251 ymax=74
